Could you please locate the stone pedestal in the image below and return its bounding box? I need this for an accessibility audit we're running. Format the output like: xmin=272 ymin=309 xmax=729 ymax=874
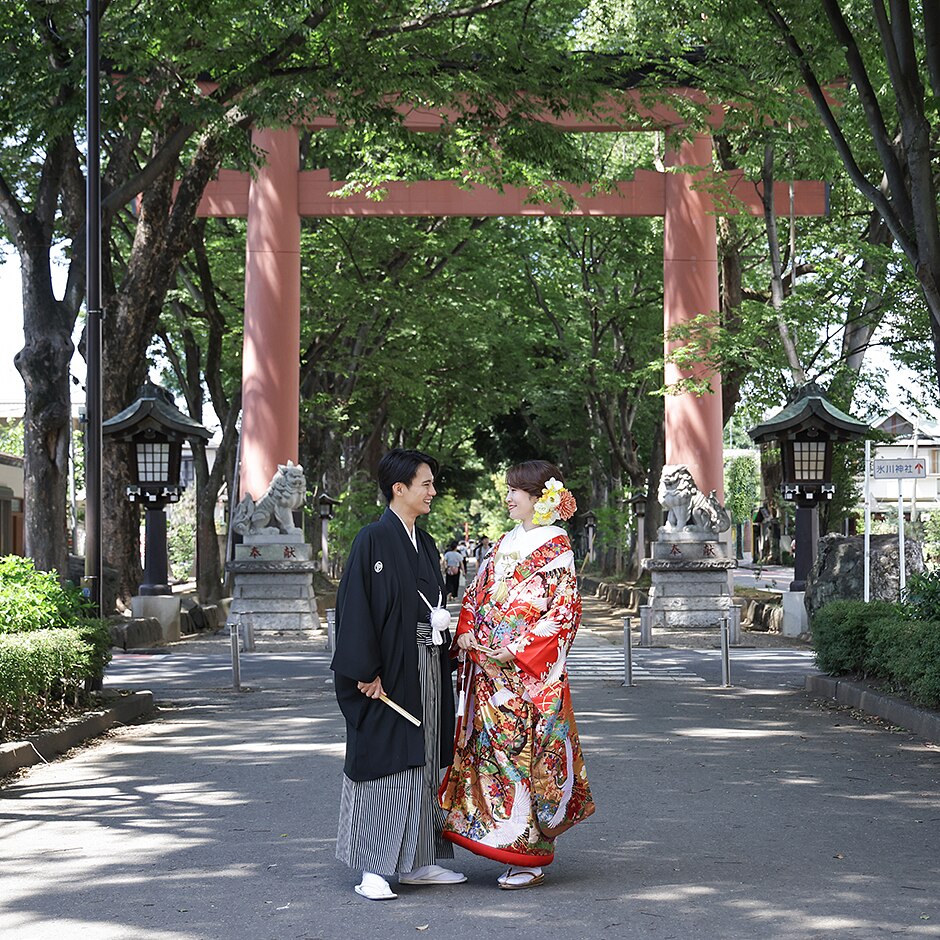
xmin=131 ymin=595 xmax=182 ymax=644
xmin=641 ymin=530 xmax=737 ymax=630
xmin=782 ymin=591 xmax=809 ymax=638
xmin=227 ymin=535 xmax=321 ymax=632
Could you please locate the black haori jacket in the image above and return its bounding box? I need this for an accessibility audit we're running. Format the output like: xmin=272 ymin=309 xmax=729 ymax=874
xmin=331 ymin=508 xmax=456 ymax=782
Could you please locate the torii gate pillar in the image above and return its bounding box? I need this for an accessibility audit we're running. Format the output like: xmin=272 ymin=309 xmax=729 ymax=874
xmin=664 ymin=134 xmax=724 ymax=498
xmin=241 ymin=127 xmax=301 ymax=499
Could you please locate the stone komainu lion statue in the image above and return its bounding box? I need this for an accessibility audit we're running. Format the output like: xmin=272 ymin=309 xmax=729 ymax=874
xmin=232 ymin=460 xmax=306 ymax=537
xmin=658 ymin=464 xmax=732 ymax=535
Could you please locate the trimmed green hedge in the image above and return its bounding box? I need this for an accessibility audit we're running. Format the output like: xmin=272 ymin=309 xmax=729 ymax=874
xmin=0 ymin=557 xmax=113 ymax=742
xmin=810 ymin=600 xmax=897 ymax=675
xmin=811 ymin=594 xmax=940 ymax=709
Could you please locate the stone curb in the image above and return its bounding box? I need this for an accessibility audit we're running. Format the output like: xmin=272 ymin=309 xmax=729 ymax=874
xmin=806 ymin=674 xmax=940 ymax=742
xmin=0 ymin=690 xmax=155 ymax=778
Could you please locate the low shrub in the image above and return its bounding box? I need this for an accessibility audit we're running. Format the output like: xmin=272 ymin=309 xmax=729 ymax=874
xmin=902 ymin=568 xmax=940 ymax=623
xmin=0 ymin=556 xmax=113 ymax=741
xmin=0 ymin=555 xmax=89 ymax=634
xmin=865 ymin=614 xmax=918 ymax=681
xmin=810 ymin=599 xmax=897 ymax=675
xmin=0 ymin=620 xmax=112 ymax=740
xmin=868 ymin=617 xmax=940 ymax=709
xmin=812 ymin=597 xmax=940 ymax=711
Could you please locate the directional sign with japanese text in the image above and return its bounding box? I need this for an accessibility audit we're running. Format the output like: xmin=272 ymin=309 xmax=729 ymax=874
xmin=872 ymin=458 xmax=927 ymax=479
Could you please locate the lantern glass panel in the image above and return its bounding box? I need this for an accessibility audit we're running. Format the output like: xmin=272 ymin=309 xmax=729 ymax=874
xmin=136 ymin=440 xmax=170 ymax=484
xmin=792 ymin=440 xmax=826 ymax=482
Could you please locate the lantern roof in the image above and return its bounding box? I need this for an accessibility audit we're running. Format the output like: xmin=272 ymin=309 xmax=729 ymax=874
xmin=102 ymin=380 xmax=211 ymax=442
xmin=748 ymin=381 xmax=869 ymax=444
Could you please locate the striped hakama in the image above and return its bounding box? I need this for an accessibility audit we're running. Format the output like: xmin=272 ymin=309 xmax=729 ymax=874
xmin=336 ymin=623 xmax=454 ymax=876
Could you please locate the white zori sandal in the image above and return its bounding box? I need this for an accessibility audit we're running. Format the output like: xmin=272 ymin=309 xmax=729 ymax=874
xmin=399 ymin=864 xmax=467 ymax=885
xmin=498 ymin=866 xmax=545 ymax=890
xmin=355 ymin=872 xmax=397 ymax=900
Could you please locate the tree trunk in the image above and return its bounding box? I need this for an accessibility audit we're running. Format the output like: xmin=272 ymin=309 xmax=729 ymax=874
xmin=762 ymin=143 xmax=806 ymax=385
xmin=195 ymin=485 xmax=222 ymax=604
xmin=14 ymin=251 xmax=73 ymax=577
xmin=99 ymin=132 xmax=224 ymax=603
xmin=192 ymin=399 xmax=240 ymax=605
xmin=717 ymin=213 xmax=746 ymax=420
xmin=645 ymin=416 xmax=666 ymax=548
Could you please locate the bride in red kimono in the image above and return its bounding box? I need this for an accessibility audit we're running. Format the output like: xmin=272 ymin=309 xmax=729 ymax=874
xmin=440 ymin=460 xmax=595 ymax=890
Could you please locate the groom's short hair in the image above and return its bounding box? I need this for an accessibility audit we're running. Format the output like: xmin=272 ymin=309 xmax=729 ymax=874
xmin=378 ymin=448 xmax=439 ymax=503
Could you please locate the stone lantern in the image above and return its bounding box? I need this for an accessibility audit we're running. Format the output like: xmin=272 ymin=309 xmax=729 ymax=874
xmin=103 ymin=381 xmax=209 ymax=640
xmin=748 ymin=382 xmax=868 ymax=632
xmin=317 ymin=492 xmax=340 ymax=573
xmin=583 ymin=510 xmax=597 ymax=564
xmin=629 ymin=493 xmax=648 ymax=570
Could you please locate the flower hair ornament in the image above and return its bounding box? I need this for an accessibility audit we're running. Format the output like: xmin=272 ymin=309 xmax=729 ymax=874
xmin=531 ymin=477 xmax=578 ymax=527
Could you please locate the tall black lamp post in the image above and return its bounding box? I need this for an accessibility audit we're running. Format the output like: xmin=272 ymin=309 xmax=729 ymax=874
xmin=317 ymin=492 xmax=340 ymax=574
xmin=103 ymin=381 xmax=209 ymax=594
xmin=84 ymin=0 xmax=103 ymax=615
xmin=748 ymin=382 xmax=868 ymax=591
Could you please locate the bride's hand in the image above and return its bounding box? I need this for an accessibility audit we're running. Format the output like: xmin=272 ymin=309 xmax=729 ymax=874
xmin=490 ymin=647 xmax=515 ymax=664
xmin=456 ymin=633 xmax=474 ymax=651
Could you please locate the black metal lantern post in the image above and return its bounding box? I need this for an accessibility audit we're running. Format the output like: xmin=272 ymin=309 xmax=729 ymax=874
xmin=749 ymin=382 xmax=868 ymax=591
xmin=317 ymin=492 xmax=340 ymax=573
xmin=103 ymin=382 xmax=210 ymax=595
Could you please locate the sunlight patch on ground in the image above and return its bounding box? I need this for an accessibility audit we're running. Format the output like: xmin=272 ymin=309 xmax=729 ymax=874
xmin=135 ymin=783 xmax=246 ymax=804
xmin=213 ymin=741 xmax=346 ymax=755
xmin=737 ymin=910 xmax=873 ymax=930
xmin=0 ymin=914 xmax=195 ymax=940
xmin=631 ymin=884 xmax=718 ymax=901
xmin=673 ymin=728 xmax=800 ymax=739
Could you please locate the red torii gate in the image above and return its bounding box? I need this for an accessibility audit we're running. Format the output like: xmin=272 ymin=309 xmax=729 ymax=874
xmin=196 ymin=95 xmax=827 ymax=501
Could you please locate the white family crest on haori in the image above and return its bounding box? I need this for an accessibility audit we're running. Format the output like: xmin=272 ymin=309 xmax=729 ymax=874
xmin=657 ymin=465 xmax=731 ymax=536
xmin=232 ymin=460 xmax=307 ymax=537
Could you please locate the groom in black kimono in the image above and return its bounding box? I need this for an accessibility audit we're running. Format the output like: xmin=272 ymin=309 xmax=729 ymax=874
xmin=332 ymin=448 xmax=464 ymax=900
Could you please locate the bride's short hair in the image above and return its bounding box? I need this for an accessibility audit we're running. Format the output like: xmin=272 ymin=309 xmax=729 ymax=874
xmin=506 ymin=460 xmax=564 ymax=498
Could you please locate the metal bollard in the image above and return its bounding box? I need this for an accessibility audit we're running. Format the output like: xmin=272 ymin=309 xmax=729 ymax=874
xmin=720 ymin=615 xmax=732 ymax=687
xmin=230 ymin=621 xmax=241 ymax=690
xmin=623 ymin=617 xmax=635 ymax=687
xmin=327 ymin=608 xmax=336 ymax=652
xmin=241 ymin=619 xmax=256 ymax=652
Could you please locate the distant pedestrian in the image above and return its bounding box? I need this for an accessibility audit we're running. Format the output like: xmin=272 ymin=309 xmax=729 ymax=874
xmin=440 ymin=460 xmax=595 ymax=890
xmin=473 ymin=535 xmax=491 ymax=568
xmin=331 ymin=448 xmax=465 ymax=900
xmin=442 ymin=541 xmax=464 ymax=603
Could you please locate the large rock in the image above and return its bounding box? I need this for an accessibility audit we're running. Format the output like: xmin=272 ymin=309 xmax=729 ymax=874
xmin=805 ymin=534 xmax=924 ymax=623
